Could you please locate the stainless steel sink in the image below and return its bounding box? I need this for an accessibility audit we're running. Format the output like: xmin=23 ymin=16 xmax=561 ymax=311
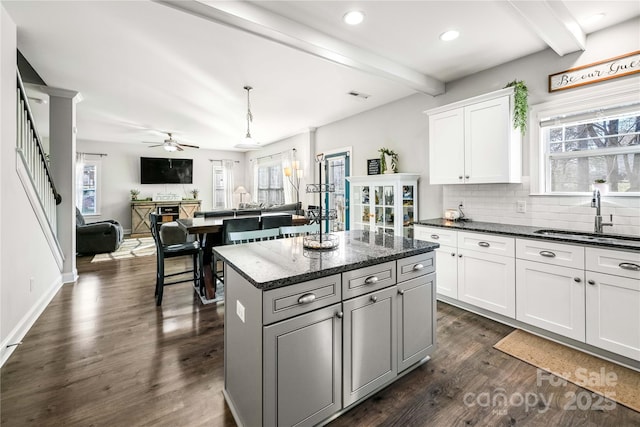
xmin=533 ymin=229 xmax=640 ymax=248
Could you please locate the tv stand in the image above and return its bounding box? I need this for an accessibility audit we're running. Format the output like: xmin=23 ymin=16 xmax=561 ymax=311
xmin=131 ymin=200 xmax=200 ymax=237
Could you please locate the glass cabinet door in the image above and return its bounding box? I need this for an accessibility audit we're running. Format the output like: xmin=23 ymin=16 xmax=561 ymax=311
xmin=374 ymin=185 xmax=395 ymax=235
xmin=352 ymin=185 xmax=371 ymax=232
xmin=402 ymin=185 xmax=415 ymax=238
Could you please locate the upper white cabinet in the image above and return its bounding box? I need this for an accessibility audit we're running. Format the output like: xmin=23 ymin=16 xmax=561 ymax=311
xmin=426 ymin=87 xmax=521 ymax=184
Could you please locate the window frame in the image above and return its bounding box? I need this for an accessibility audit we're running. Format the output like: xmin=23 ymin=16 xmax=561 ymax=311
xmin=530 ymin=78 xmax=640 ymax=197
xmin=78 ymin=158 xmax=101 ymax=216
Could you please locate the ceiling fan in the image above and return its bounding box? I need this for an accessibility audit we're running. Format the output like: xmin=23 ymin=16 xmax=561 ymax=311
xmin=143 ymin=132 xmax=199 ymax=152
xmin=234 ymin=86 xmax=262 ymax=150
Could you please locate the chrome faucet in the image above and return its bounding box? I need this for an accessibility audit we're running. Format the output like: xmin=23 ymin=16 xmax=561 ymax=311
xmin=591 ymin=189 xmax=613 ymax=234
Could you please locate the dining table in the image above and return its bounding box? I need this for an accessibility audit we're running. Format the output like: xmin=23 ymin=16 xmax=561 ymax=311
xmin=176 ymin=213 xmax=309 ymax=303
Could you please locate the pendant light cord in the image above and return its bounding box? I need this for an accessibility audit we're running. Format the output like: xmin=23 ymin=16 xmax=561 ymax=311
xmin=244 ymin=86 xmax=253 ymax=138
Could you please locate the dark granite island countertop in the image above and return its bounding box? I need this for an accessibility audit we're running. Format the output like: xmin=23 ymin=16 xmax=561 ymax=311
xmin=213 ymin=230 xmax=439 ymax=290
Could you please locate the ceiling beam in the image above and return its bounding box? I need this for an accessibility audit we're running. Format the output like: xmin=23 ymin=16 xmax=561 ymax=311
xmin=155 ymin=0 xmax=445 ymax=96
xmin=507 ymin=0 xmax=586 ymax=56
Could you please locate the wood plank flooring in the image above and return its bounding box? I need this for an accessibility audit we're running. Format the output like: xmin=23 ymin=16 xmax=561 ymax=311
xmin=2 ymin=254 xmax=638 ymax=426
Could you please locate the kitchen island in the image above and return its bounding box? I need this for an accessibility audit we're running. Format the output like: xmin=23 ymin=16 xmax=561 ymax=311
xmin=213 ymin=230 xmax=439 ymax=427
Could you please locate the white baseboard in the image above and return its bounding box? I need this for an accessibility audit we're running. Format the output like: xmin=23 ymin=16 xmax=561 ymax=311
xmin=0 ymin=275 xmax=64 ymax=367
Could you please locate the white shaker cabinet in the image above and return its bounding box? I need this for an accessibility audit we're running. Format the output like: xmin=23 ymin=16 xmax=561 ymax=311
xmin=414 ymin=225 xmax=458 ymax=299
xmin=515 ymin=239 xmax=586 ymax=341
xmin=426 ymin=87 xmax=521 ymax=185
xmin=585 ymin=248 xmax=640 ymax=361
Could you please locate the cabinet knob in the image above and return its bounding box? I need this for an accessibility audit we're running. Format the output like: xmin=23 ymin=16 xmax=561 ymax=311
xmin=458 ymin=175 xmax=463 ymax=180
xmin=451 ymin=252 xmax=456 ymax=257
xmin=465 ymin=175 xmax=470 ymax=179
xmin=587 ymin=280 xmax=596 ymax=285
xmin=458 ymin=254 xmax=463 ymax=258
xmin=364 ymin=276 xmax=379 ymax=285
xmin=370 ymin=296 xmax=378 ymax=303
xmin=574 ymin=277 xmax=581 ymax=283
xmin=398 ymin=289 xmax=405 ymax=295
xmin=336 ymin=312 xmax=344 ymax=318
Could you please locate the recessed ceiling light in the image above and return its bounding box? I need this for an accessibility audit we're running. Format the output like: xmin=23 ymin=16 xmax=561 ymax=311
xmin=343 ymin=10 xmax=365 ymax=26
xmin=439 ymin=30 xmax=459 ymax=41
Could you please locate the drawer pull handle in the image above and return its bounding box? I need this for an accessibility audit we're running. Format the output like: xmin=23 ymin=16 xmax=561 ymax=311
xmin=588 ymin=280 xmax=596 ymax=285
xmin=398 ymin=289 xmax=405 ymax=295
xmin=336 ymin=311 xmax=343 ymax=319
xmin=574 ymin=277 xmax=581 ymax=283
xmin=478 ymin=242 xmax=490 ymax=248
xmin=413 ymin=263 xmax=424 ymax=271
xmin=297 ymin=293 xmax=316 ymax=305
xmin=430 ymin=234 xmax=440 ymax=240
xmin=539 ymin=251 xmax=556 ymax=258
xmin=364 ymin=276 xmax=379 ymax=285
xmin=619 ymin=262 xmax=640 ymax=271
xmin=370 ymin=296 xmax=378 ymax=303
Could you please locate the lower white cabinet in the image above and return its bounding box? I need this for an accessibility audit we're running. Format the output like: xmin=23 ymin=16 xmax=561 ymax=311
xmin=343 ymin=286 xmax=397 ymax=407
xmin=585 ymin=248 xmax=640 ymax=361
xmin=516 ymin=260 xmax=585 ymax=341
xmin=458 ymin=248 xmax=515 ymax=317
xmin=414 ymin=226 xmax=458 ymax=298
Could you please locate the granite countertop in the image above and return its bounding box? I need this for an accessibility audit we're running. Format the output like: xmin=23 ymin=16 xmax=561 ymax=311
xmin=213 ymin=230 xmax=439 ymax=290
xmin=415 ymin=218 xmax=640 ymax=252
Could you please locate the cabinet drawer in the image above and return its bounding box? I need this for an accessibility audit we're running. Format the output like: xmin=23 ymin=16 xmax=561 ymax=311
xmin=516 ymin=238 xmax=584 ymax=269
xmin=343 ymin=261 xmax=396 ymax=300
xmin=458 ymin=231 xmax=514 ymax=257
xmin=397 ymin=252 xmax=435 ymax=283
xmin=263 ymin=274 xmax=342 ymax=324
xmin=586 ymin=248 xmax=640 ymax=280
xmin=414 ymin=226 xmax=456 ymax=246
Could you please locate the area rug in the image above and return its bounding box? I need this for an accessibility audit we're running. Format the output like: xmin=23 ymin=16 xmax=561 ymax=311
xmin=494 ymin=329 xmax=640 ymax=412
xmin=91 ymin=237 xmax=156 ymax=262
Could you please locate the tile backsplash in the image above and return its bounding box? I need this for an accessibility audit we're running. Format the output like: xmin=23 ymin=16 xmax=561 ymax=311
xmin=442 ymin=177 xmax=640 ymax=236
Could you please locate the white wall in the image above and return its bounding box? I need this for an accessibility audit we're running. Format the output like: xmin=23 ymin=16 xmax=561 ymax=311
xmin=1 ymin=5 xmax=62 ymax=366
xmin=77 ymin=140 xmax=246 ymax=232
xmin=439 ymin=18 xmax=640 ymax=235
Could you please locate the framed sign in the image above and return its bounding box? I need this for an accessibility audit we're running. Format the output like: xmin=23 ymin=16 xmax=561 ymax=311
xmin=367 ymin=158 xmax=381 ymax=175
xmin=549 ymin=50 xmax=640 ymax=92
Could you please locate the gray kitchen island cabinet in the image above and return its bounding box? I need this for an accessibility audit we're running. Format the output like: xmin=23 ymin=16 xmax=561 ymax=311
xmin=214 ymin=230 xmax=438 ymax=427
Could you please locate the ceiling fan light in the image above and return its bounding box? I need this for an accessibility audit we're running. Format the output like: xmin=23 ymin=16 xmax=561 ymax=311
xmin=440 ymin=30 xmax=459 ymax=41
xmin=164 ymin=144 xmax=178 ymax=152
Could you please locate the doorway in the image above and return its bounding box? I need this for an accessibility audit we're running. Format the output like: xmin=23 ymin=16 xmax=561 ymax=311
xmin=324 ymin=151 xmax=350 ymax=232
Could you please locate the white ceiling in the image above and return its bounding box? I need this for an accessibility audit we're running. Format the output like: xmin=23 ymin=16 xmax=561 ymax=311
xmin=5 ymin=0 xmax=639 ymax=152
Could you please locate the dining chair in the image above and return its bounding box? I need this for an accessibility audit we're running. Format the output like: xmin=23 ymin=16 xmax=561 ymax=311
xmin=212 ymin=216 xmax=261 ymax=286
xmin=279 ymin=223 xmax=321 ymax=238
xmin=228 ymin=228 xmax=280 ymax=244
xmin=150 ymin=213 xmax=203 ymax=306
xmin=260 ymin=214 xmax=293 ymax=230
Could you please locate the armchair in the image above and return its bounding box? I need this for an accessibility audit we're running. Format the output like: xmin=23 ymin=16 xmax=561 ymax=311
xmin=76 ymin=208 xmax=124 ymax=255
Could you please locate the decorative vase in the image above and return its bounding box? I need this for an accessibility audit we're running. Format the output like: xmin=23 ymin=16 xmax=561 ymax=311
xmin=592 ymin=182 xmax=609 ymax=195
xmin=384 ymin=154 xmax=395 ymax=174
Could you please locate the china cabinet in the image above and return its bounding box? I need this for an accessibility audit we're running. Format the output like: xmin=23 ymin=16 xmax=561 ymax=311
xmin=348 ymin=174 xmax=419 ymax=238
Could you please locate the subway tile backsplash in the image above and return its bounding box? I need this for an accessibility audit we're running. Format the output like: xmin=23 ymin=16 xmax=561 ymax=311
xmin=442 ymin=176 xmax=640 ymax=236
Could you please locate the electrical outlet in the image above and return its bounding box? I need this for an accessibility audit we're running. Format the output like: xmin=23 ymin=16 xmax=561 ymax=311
xmin=516 ymin=200 xmax=527 ymax=213
xmin=236 ymin=300 xmax=245 ymax=323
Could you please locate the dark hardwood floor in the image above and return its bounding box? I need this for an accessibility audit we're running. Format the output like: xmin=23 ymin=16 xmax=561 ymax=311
xmin=1 ymin=254 xmax=638 ymax=426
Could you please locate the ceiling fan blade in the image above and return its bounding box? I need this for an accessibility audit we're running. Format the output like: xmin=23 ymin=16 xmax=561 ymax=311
xmin=146 ymin=144 xmax=164 ymax=148
xmin=178 ymin=143 xmax=200 ymax=149
xmin=176 ymin=145 xmax=184 ymax=151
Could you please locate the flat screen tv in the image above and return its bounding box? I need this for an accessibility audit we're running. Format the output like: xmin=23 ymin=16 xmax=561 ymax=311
xmin=140 ymin=157 xmax=193 ymax=184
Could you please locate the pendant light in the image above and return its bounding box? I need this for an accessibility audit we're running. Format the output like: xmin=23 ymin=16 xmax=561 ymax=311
xmin=235 ymin=85 xmax=261 ymax=150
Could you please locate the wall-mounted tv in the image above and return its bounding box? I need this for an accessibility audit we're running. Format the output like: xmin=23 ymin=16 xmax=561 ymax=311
xmin=140 ymin=157 xmax=193 ymax=184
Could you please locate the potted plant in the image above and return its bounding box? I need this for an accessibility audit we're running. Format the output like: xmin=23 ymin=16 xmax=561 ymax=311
xmin=191 ymin=188 xmax=199 ymax=199
xmin=130 ymin=189 xmax=140 ymax=201
xmin=504 ymin=80 xmax=528 ymax=136
xmin=378 ymin=148 xmax=398 ymax=174
xmin=593 ymin=179 xmax=609 ymax=194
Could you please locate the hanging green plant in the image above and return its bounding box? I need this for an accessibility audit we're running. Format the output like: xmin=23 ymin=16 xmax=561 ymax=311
xmin=504 ymin=80 xmax=528 ymax=136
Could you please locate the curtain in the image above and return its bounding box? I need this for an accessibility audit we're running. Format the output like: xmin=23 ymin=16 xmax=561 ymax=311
xmin=282 ymin=150 xmax=295 ymax=204
xmin=254 ymin=153 xmax=285 ymax=206
xmin=75 ymin=152 xmax=85 ymax=210
xmin=223 ymin=160 xmax=235 ymax=208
